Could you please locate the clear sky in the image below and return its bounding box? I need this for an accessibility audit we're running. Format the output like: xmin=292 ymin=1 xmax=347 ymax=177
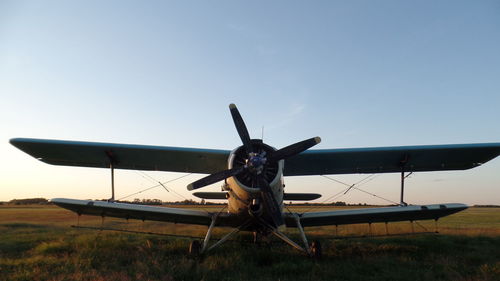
xmin=1 ymin=1 xmax=499 ymax=205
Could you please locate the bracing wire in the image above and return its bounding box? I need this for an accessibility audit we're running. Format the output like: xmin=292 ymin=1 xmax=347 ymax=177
xmin=300 ymin=178 xmax=353 ymax=213
xmin=118 ymin=173 xmax=192 ymax=201
xmin=300 ymin=174 xmax=393 ymax=213
xmin=323 ymin=174 xmax=398 ymax=205
xmin=120 ymin=172 xmax=220 ymax=214
xmin=321 ymin=174 xmax=399 ymax=205
xmin=320 ymin=175 xmax=351 ymax=187
xmin=349 ymin=186 xmax=399 ymax=205
xmin=134 ymin=171 xmax=170 ymax=193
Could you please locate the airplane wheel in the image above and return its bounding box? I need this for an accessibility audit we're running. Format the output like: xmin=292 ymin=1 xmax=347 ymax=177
xmin=189 ymin=240 xmax=201 ymax=256
xmin=310 ymin=240 xmax=322 ymax=259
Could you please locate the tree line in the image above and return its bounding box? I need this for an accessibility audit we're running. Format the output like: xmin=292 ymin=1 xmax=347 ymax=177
xmin=3 ymin=198 xmax=363 ymax=206
xmin=5 ymin=198 xmax=497 ymax=207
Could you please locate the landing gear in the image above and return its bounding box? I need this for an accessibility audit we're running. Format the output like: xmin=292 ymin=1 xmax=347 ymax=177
xmin=253 ymin=231 xmax=260 ymax=244
xmin=310 ymin=240 xmax=322 ymax=259
xmin=189 ymin=240 xmax=201 ymax=256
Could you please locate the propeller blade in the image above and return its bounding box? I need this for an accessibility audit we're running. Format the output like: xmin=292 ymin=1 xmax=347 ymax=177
xmin=229 ymin=103 xmax=253 ymax=154
xmin=187 ymin=166 xmax=244 ymax=191
xmin=268 ymin=137 xmax=321 ymax=162
xmin=258 ymin=177 xmax=285 ymax=227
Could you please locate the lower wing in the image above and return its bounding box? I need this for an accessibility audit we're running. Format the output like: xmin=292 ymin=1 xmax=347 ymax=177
xmin=285 ymin=203 xmax=467 ymax=227
xmin=52 ymin=198 xmax=216 ymax=226
xmin=54 ymin=198 xmax=466 ymax=229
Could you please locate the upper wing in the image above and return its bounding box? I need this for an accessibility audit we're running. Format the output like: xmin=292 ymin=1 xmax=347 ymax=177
xmin=284 ymin=143 xmax=500 ymax=176
xmin=11 ymin=139 xmax=500 ymax=176
xmin=284 ymin=203 xmax=467 ymax=227
xmin=10 ymin=138 xmax=230 ymax=174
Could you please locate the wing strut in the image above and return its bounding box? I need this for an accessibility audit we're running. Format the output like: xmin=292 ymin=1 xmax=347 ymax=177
xmin=106 ymin=151 xmax=117 ymax=202
xmin=399 ymin=171 xmax=414 ymax=206
xmin=110 ymin=162 xmax=115 ymax=202
xmin=399 ymin=155 xmax=411 ymax=206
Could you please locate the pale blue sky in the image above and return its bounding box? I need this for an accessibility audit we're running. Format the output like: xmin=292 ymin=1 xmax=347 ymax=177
xmin=1 ymin=1 xmax=499 ymax=204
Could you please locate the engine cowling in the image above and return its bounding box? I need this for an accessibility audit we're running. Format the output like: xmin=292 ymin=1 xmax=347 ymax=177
xmin=228 ymin=139 xmax=282 ymax=191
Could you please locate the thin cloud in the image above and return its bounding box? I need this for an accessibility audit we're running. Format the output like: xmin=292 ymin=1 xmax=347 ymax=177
xmin=227 ymin=23 xmax=247 ymax=32
xmin=267 ymin=103 xmax=306 ymax=131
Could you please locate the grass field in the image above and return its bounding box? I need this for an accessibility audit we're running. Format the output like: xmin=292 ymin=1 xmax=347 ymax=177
xmin=1 ymin=204 xmax=499 ymax=281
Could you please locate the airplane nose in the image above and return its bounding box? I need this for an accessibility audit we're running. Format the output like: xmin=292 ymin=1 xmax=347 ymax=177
xmin=250 ymin=156 xmax=264 ymax=167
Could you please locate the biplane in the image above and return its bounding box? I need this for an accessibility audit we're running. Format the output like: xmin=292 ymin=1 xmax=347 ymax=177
xmin=10 ymin=104 xmax=500 ymax=257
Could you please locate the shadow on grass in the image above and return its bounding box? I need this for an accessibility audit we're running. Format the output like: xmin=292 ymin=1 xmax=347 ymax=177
xmin=1 ymin=224 xmax=499 ymax=281
xmin=1 ymin=223 xmax=52 ymax=229
xmin=0 ymin=223 xmax=68 ymax=258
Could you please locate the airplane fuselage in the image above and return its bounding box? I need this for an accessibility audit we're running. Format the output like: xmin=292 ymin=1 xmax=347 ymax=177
xmin=225 ymin=173 xmax=284 ymax=215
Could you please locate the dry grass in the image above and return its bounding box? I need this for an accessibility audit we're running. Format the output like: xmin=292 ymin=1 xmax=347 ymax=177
xmin=0 ymin=205 xmax=499 ymax=281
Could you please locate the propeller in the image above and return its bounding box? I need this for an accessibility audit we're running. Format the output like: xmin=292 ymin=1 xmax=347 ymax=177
xmin=229 ymin=103 xmax=253 ymax=154
xmin=257 ymin=176 xmax=284 ymax=227
xmin=187 ymin=103 xmax=321 ymax=227
xmin=267 ymin=137 xmax=321 ymax=163
xmin=187 ymin=166 xmax=244 ymax=191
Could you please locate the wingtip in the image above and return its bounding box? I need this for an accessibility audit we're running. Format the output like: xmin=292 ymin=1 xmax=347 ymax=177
xmin=314 ymin=136 xmax=322 ymax=144
xmin=9 ymin=138 xmax=21 ymax=145
xmin=187 ymin=183 xmax=194 ymax=191
xmin=229 ymin=103 xmax=236 ymax=109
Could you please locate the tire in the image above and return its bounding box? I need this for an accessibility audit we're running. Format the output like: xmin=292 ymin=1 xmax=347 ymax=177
xmin=189 ymin=240 xmax=201 ymax=256
xmin=310 ymin=240 xmax=322 ymax=259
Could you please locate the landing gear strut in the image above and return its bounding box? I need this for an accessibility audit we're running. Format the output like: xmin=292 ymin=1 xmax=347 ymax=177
xmin=189 ymin=213 xmax=319 ymax=258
